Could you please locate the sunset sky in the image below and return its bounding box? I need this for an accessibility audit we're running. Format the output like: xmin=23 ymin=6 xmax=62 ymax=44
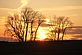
xmin=0 ymin=0 xmax=82 ymax=41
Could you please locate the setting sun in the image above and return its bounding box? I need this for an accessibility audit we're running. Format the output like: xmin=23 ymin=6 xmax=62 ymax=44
xmin=39 ymin=31 xmax=46 ymax=40
xmin=37 ymin=28 xmax=47 ymax=40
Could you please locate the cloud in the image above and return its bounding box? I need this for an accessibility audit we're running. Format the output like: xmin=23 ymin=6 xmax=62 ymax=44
xmin=66 ymin=27 xmax=82 ymax=34
xmin=36 ymin=6 xmax=82 ymax=11
xmin=0 ymin=0 xmax=30 ymax=10
xmin=0 ymin=8 xmax=19 ymax=17
xmin=17 ymin=0 xmax=30 ymax=10
xmin=70 ymin=37 xmax=82 ymax=40
xmin=0 ymin=0 xmax=31 ymax=15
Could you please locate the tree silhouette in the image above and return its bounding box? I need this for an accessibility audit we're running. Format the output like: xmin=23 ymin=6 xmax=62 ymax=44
xmin=34 ymin=14 xmax=45 ymax=41
xmin=5 ymin=14 xmax=24 ymax=42
xmin=5 ymin=7 xmax=44 ymax=42
xmin=49 ymin=16 xmax=73 ymax=40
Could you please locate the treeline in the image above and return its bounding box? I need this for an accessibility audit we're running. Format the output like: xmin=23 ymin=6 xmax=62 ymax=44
xmin=4 ymin=7 xmax=73 ymax=42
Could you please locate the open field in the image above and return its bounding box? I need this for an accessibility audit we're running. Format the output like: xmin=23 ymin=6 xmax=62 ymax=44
xmin=0 ymin=40 xmax=82 ymax=55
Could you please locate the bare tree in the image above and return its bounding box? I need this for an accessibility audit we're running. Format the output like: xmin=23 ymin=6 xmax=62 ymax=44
xmin=21 ymin=8 xmax=37 ymax=41
xmin=5 ymin=7 xmax=45 ymax=42
xmin=5 ymin=14 xmax=24 ymax=42
xmin=34 ymin=14 xmax=45 ymax=41
xmin=49 ymin=16 xmax=73 ymax=40
xmin=21 ymin=8 xmax=45 ymax=41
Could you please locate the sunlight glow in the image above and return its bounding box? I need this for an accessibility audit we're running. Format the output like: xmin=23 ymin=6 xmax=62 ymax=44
xmin=39 ymin=32 xmax=46 ymax=40
xmin=45 ymin=18 xmax=50 ymax=24
xmin=60 ymin=33 xmax=63 ymax=37
xmin=38 ymin=28 xmax=47 ymax=40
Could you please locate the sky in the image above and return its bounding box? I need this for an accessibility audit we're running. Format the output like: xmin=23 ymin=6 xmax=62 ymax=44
xmin=28 ymin=0 xmax=82 ymax=26
xmin=0 ymin=0 xmax=82 ymax=41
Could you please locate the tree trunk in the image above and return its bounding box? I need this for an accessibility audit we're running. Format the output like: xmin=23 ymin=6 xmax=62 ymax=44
xmin=30 ymin=32 xmax=33 ymax=41
xmin=34 ymin=23 xmax=41 ymax=41
xmin=25 ymin=23 xmax=28 ymax=42
xmin=34 ymin=29 xmax=38 ymax=41
xmin=34 ymin=32 xmax=36 ymax=41
xmin=57 ymin=29 xmax=60 ymax=40
xmin=54 ymin=31 xmax=56 ymax=40
xmin=30 ymin=21 xmax=33 ymax=41
xmin=62 ymin=32 xmax=64 ymax=40
xmin=62 ymin=28 xmax=66 ymax=40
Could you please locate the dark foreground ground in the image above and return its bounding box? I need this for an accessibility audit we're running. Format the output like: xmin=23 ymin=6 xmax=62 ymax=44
xmin=0 ymin=40 xmax=82 ymax=55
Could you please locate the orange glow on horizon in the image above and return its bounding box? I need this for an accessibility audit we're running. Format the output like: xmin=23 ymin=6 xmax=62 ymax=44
xmin=0 ymin=0 xmax=82 ymax=41
xmin=37 ymin=28 xmax=47 ymax=40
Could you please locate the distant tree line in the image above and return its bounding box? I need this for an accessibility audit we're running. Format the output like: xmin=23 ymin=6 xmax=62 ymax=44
xmin=48 ymin=16 xmax=73 ymax=40
xmin=4 ymin=7 xmax=73 ymax=42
